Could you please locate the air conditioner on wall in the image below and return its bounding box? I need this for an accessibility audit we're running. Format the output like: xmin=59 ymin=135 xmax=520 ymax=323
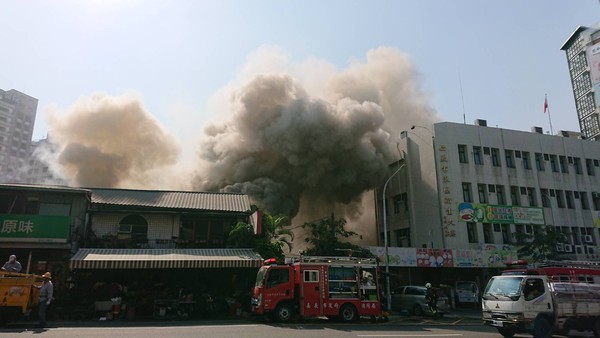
xmin=587 ymin=246 xmax=597 ymax=255
xmin=575 ymin=245 xmax=584 ymax=254
xmin=584 ymin=235 xmax=594 ymax=244
xmin=556 ymin=243 xmax=564 ymax=252
xmin=564 ymin=244 xmax=573 ymax=253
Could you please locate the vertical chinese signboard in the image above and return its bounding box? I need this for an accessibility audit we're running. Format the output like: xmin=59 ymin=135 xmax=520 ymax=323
xmin=0 ymin=215 xmax=70 ymax=243
xmin=437 ymin=143 xmax=456 ymax=238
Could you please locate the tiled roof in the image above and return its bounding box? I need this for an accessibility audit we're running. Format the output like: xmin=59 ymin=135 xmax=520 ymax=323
xmin=69 ymin=248 xmax=263 ymax=269
xmin=89 ymin=188 xmax=251 ymax=213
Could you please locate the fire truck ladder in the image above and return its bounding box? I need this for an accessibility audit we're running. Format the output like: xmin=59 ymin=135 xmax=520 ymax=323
xmin=542 ymin=260 xmax=600 ymax=269
xmin=292 ymin=256 xmax=378 ymax=265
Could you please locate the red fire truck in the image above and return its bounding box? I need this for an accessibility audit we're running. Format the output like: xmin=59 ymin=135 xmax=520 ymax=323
xmin=251 ymin=256 xmax=383 ymax=322
xmin=502 ymin=260 xmax=600 ymax=284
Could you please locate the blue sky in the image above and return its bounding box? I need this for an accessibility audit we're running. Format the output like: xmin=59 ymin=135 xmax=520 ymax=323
xmin=2 ymin=0 xmax=599 ymax=141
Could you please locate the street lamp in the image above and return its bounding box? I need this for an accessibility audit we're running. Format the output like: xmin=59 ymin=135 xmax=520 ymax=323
xmin=382 ymin=163 xmax=405 ymax=312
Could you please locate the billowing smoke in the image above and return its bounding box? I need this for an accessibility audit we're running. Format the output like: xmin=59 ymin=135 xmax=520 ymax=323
xmin=194 ymin=46 xmax=439 ymax=223
xmin=44 ymin=93 xmax=180 ymax=188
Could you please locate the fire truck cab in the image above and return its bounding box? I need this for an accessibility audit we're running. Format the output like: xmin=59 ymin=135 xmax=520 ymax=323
xmin=251 ymin=256 xmax=382 ymax=323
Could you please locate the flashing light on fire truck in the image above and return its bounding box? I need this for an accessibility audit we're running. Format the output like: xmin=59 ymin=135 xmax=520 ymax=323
xmin=263 ymin=258 xmax=278 ymax=265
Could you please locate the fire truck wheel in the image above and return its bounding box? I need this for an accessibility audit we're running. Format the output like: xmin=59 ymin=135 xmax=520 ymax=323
xmin=533 ymin=316 xmax=553 ymax=338
xmin=593 ymin=317 xmax=600 ymax=338
xmin=274 ymin=303 xmax=293 ymax=323
xmin=496 ymin=328 xmax=515 ymax=338
xmin=339 ymin=304 xmax=358 ymax=323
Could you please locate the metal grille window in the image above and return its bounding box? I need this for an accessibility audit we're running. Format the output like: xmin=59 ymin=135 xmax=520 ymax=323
xmin=559 ymin=156 xmax=569 ymax=173
xmin=478 ymin=184 xmax=488 ymax=203
xmin=580 ymin=192 xmax=589 ymax=210
xmin=467 ymin=222 xmax=478 ymax=243
xmin=458 ymin=144 xmax=468 ymax=164
xmin=473 ymin=146 xmax=483 ymax=165
xmin=586 ymin=159 xmax=595 ymax=176
xmin=483 ymin=224 xmax=493 ymax=243
xmin=541 ymin=189 xmax=551 ymax=207
xmin=496 ymin=185 xmax=505 ymax=205
xmin=550 ymin=155 xmax=559 ymax=172
xmin=505 ymin=150 xmax=515 ymax=168
xmin=574 ymin=158 xmax=583 ymax=175
xmin=527 ymin=188 xmax=536 ymax=206
xmin=565 ymin=191 xmax=575 ymax=209
xmin=510 ymin=186 xmax=520 ymax=206
xmin=462 ymin=182 xmax=473 ymax=202
xmin=522 ymin=152 xmax=531 ymax=170
xmin=555 ymin=190 xmax=565 ymax=208
xmin=491 ymin=148 xmax=501 ymax=167
xmin=535 ymin=153 xmax=544 ymax=171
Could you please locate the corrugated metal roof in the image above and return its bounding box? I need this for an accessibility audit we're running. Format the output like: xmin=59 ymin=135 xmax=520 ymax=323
xmin=0 ymin=183 xmax=91 ymax=195
xmin=69 ymin=248 xmax=263 ymax=269
xmin=89 ymin=188 xmax=251 ymax=213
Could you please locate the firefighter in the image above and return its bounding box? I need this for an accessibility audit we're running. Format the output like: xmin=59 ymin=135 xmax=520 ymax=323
xmin=425 ymin=283 xmax=439 ymax=319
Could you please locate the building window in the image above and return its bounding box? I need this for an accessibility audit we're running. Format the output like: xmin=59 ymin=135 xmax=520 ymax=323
xmin=594 ymin=193 xmax=600 ymax=211
xmin=550 ymin=155 xmax=559 ymax=172
xmin=559 ymin=156 xmax=568 ymax=173
xmin=393 ymin=195 xmax=402 ymax=214
xmin=118 ymin=215 xmax=149 ymax=246
xmin=505 ymin=150 xmax=515 ymax=168
xmin=522 ymin=151 xmax=531 ymax=170
xmin=580 ymin=192 xmax=589 ymax=210
xmin=586 ymin=159 xmax=595 ymax=176
xmin=491 ymin=148 xmax=501 ymax=167
xmin=510 ymin=186 xmax=520 ymax=206
xmin=541 ymin=188 xmax=551 ymax=207
xmin=527 ymin=187 xmax=536 ymax=206
xmin=462 ymin=182 xmax=473 ymax=202
xmin=565 ymin=191 xmax=575 ymax=209
xmin=574 ymin=158 xmax=583 ymax=175
xmin=555 ymin=190 xmax=565 ymax=208
xmin=478 ymin=184 xmax=488 ymax=203
xmin=501 ymin=224 xmax=511 ymax=244
xmin=535 ymin=153 xmax=544 ymax=171
xmin=467 ymin=222 xmax=478 ymax=243
xmin=395 ymin=229 xmax=411 ymax=247
xmin=496 ymin=185 xmax=505 ymax=205
xmin=458 ymin=144 xmax=468 ymax=164
xmin=483 ymin=224 xmax=493 ymax=243
xmin=473 ymin=146 xmax=483 ymax=165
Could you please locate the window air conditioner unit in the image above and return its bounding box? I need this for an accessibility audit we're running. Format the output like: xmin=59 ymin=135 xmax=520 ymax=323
xmin=587 ymin=246 xmax=597 ymax=255
xmin=556 ymin=243 xmax=564 ymax=252
xmin=584 ymin=235 xmax=594 ymax=244
xmin=563 ymin=244 xmax=573 ymax=253
xmin=593 ymin=192 xmax=600 ymax=198
xmin=575 ymin=245 xmax=584 ymax=254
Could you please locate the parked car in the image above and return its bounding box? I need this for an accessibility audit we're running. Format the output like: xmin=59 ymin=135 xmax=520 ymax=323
xmin=390 ymin=285 xmax=451 ymax=316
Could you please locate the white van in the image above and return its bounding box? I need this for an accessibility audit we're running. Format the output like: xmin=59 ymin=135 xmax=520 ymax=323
xmin=455 ymin=281 xmax=479 ymax=305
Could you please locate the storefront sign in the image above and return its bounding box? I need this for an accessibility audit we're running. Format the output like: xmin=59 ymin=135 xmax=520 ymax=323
xmin=457 ymin=202 xmax=544 ymax=225
xmin=0 ymin=215 xmax=70 ymax=243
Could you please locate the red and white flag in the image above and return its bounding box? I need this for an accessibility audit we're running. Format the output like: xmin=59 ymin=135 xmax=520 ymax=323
xmin=544 ymin=95 xmax=548 ymax=113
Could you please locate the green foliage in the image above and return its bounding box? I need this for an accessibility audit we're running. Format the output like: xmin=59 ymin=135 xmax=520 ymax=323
xmin=226 ymin=211 xmax=293 ymax=261
xmin=301 ymin=214 xmax=374 ymax=258
xmin=514 ymin=227 xmax=568 ymax=263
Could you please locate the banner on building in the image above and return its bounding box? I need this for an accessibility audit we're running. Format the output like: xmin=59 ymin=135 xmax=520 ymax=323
xmin=457 ymin=202 xmax=544 ymax=225
xmin=0 ymin=215 xmax=70 ymax=243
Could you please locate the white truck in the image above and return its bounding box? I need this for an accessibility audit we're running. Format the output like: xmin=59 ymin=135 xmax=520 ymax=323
xmin=482 ymin=275 xmax=600 ymax=338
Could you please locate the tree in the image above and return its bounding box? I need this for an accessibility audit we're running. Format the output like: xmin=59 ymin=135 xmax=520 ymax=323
xmin=514 ymin=226 xmax=569 ymax=263
xmin=226 ymin=211 xmax=293 ymax=261
xmin=301 ymin=214 xmax=374 ymax=258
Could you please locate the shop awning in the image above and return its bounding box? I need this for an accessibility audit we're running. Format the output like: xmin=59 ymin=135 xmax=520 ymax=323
xmin=69 ymin=248 xmax=264 ymax=269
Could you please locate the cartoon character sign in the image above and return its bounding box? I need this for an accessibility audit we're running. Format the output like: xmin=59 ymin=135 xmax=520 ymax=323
xmin=458 ymin=202 xmax=475 ymax=222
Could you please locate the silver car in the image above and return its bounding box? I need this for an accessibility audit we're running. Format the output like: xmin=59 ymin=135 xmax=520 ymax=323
xmin=391 ymin=285 xmax=451 ymax=316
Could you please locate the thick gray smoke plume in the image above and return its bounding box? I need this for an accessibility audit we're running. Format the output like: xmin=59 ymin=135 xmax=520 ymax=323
xmin=46 ymin=93 xmax=180 ymax=188
xmin=195 ymin=46 xmax=439 ymax=220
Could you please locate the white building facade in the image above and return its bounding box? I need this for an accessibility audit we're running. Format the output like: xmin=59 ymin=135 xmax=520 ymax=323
xmin=378 ymin=120 xmax=600 ymax=263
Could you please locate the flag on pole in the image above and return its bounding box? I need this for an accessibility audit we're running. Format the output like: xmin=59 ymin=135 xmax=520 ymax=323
xmin=544 ymin=95 xmax=548 ymax=113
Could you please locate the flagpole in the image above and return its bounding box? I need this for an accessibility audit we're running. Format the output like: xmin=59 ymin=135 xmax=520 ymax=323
xmin=545 ymin=94 xmax=554 ymax=135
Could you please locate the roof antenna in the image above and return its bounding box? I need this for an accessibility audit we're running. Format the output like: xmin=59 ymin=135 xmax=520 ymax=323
xmin=458 ymin=68 xmax=467 ymax=124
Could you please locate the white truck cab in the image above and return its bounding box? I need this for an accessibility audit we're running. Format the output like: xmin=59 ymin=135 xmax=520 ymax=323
xmin=482 ymin=275 xmax=600 ymax=338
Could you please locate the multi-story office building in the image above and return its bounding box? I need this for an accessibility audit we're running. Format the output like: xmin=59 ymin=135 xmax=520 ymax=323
xmin=561 ymin=26 xmax=600 ymax=141
xmin=0 ymin=89 xmax=38 ymax=182
xmin=377 ymin=120 xmax=600 ymax=263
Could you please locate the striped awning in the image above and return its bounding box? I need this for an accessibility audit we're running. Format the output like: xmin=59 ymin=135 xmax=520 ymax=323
xmin=69 ymin=248 xmax=263 ymax=269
